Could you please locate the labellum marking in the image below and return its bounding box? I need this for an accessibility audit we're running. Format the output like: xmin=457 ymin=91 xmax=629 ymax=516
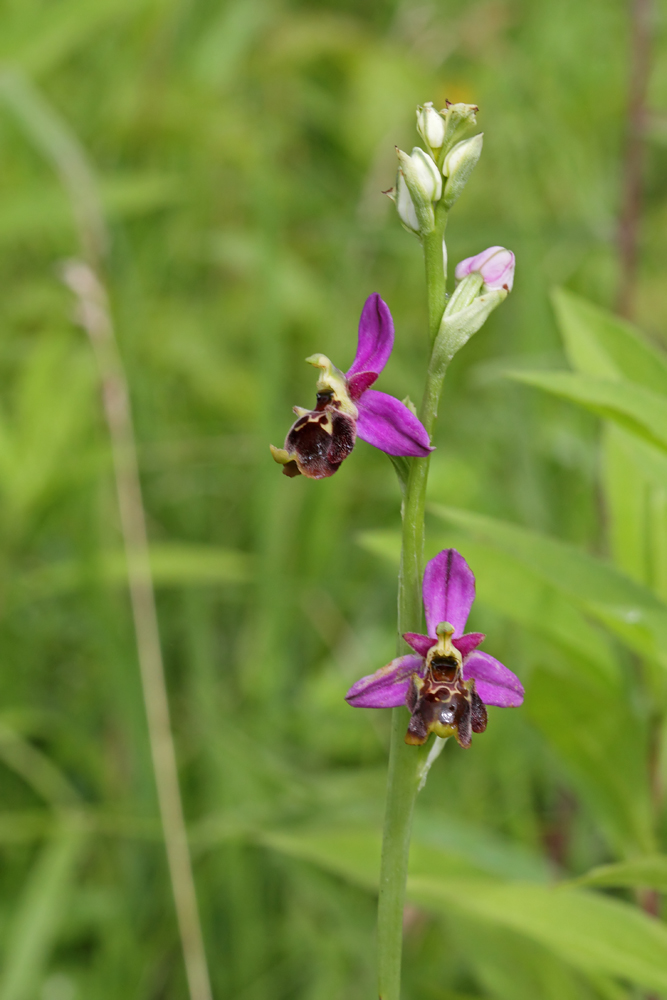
xmin=404 ymin=622 xmax=487 ymax=747
xmin=283 ymin=404 xmax=356 ymax=479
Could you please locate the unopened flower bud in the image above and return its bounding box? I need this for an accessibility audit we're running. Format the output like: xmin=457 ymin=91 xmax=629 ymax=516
xmin=442 ymin=133 xmax=483 ymax=209
xmin=397 ymin=147 xmax=442 ymax=204
xmin=416 ymin=102 xmax=446 ymax=152
xmin=394 ymin=147 xmax=442 ymax=235
xmin=445 ymin=272 xmax=484 ymax=317
xmin=455 ymin=246 xmax=515 ymax=292
xmin=394 ymin=172 xmax=420 ymax=233
xmin=440 ymin=102 xmax=478 ymax=153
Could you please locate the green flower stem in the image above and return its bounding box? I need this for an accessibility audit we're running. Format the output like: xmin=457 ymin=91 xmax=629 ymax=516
xmin=377 ymin=217 xmax=450 ymax=1000
xmin=423 ymin=205 xmax=449 ymax=343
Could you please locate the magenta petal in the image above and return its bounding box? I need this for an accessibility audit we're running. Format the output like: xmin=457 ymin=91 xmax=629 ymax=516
xmin=422 ymin=549 xmax=476 ymax=638
xmin=345 ymin=654 xmax=425 ymax=708
xmin=348 ymin=371 xmax=378 ymax=400
xmin=356 ymin=390 xmax=433 ymax=457
xmin=403 ymin=632 xmax=434 ymax=657
xmin=405 ymin=631 xmax=483 ymax=658
xmin=462 ymin=651 xmax=524 ymax=708
xmin=453 ymin=632 xmax=485 ymax=657
xmin=346 ymin=294 xmax=394 ymax=378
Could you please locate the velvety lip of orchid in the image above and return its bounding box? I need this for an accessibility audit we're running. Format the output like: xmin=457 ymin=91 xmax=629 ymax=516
xmin=270 ymin=294 xmax=434 ymax=479
xmin=345 ymin=548 xmax=524 ymax=748
xmin=454 ymin=246 xmax=515 ymax=292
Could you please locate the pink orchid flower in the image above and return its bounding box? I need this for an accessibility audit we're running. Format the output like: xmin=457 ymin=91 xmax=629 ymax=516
xmin=346 ymin=548 xmax=524 ymax=747
xmin=271 ymin=294 xmax=433 ymax=479
xmin=455 ymin=246 xmax=515 ymax=292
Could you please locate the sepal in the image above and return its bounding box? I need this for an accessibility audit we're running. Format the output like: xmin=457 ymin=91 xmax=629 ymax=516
xmin=416 ymin=102 xmax=446 ymax=154
xmin=395 ymin=147 xmax=441 ymax=235
xmin=440 ymin=102 xmax=479 ymax=157
xmin=432 ymin=288 xmax=507 ymax=369
xmin=442 ymin=133 xmax=483 ymax=209
xmin=345 ymin=654 xmax=424 ymax=708
xmin=445 ymin=272 xmax=484 ymax=316
xmin=346 ymin=293 xmax=394 ymax=379
xmin=355 ymin=389 xmax=433 ymax=457
xmin=462 ymin=650 xmax=524 ymax=708
xmin=393 ymin=173 xmax=420 ymax=234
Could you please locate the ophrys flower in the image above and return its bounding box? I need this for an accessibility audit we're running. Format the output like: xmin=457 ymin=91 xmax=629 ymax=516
xmin=271 ymin=294 xmax=433 ymax=479
xmin=345 ymin=548 xmax=524 ymax=747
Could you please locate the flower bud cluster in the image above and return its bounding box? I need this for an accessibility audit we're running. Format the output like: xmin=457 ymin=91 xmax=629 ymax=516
xmin=387 ymin=100 xmax=483 ymax=237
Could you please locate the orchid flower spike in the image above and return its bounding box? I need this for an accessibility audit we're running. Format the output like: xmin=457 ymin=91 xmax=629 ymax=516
xmin=271 ymin=294 xmax=433 ymax=479
xmin=345 ymin=549 xmax=524 ymax=748
xmin=455 ymin=246 xmax=515 ymax=292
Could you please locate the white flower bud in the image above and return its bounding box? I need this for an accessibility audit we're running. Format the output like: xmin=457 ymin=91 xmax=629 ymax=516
xmin=416 ymin=102 xmax=446 ymax=152
xmin=397 ymin=147 xmax=442 ymax=203
xmin=442 ymin=133 xmax=483 ymax=209
xmin=441 ymin=102 xmax=478 ymax=149
xmin=395 ymin=171 xmax=420 ymax=233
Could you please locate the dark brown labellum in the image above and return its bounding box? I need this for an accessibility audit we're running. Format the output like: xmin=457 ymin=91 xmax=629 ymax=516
xmin=470 ymin=688 xmax=487 ymax=733
xmin=284 ymin=407 xmax=356 ymax=479
xmin=405 ymin=670 xmax=487 ymax=748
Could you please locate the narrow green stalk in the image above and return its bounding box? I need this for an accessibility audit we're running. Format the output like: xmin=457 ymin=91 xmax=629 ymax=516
xmin=423 ymin=206 xmax=448 ymax=343
xmin=377 ymin=221 xmax=450 ymax=1000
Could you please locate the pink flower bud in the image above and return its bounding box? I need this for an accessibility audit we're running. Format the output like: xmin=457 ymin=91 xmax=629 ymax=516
xmin=454 ymin=246 xmax=515 ymax=292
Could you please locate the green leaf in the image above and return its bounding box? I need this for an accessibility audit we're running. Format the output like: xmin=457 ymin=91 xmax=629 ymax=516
xmin=258 ymin=827 xmax=380 ymax=891
xmin=258 ymin=815 xmax=551 ymax=889
xmin=409 ymin=877 xmax=667 ymax=994
xmin=602 ymin=425 xmax=652 ymax=584
xmin=17 ymin=544 xmax=252 ymax=597
xmin=448 ymin=915 xmax=621 ymax=1000
xmin=508 ymin=370 xmax=667 ymax=454
xmin=412 ymin=809 xmax=552 ymax=883
xmin=429 ymin=504 xmax=667 ymax=669
xmin=259 ymin=824 xmax=667 ymax=994
xmin=552 ymin=287 xmax=667 ymax=394
xmin=433 ymin=288 xmax=506 ymax=368
xmin=550 ymin=291 xmax=667 ymax=599
xmin=571 ymin=855 xmax=667 ymax=891
xmin=0 ymin=819 xmax=87 ymax=1000
xmin=527 ymin=668 xmax=654 ymax=855
xmin=0 ymin=335 xmax=94 ymax=531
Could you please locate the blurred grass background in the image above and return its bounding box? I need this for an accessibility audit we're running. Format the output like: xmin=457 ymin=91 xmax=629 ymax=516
xmin=1 ymin=0 xmax=667 ymax=998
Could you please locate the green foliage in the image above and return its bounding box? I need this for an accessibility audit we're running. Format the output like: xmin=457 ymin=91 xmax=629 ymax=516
xmin=1 ymin=0 xmax=667 ymax=997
